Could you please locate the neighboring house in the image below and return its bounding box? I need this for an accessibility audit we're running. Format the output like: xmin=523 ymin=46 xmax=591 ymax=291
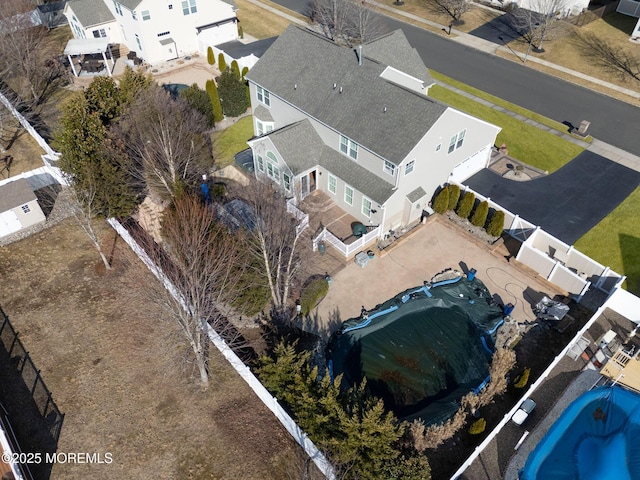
xmin=36 ymin=1 xmax=68 ymax=30
xmin=0 ymin=178 xmax=46 ymax=238
xmin=245 ymin=26 xmax=500 ymax=239
xmin=617 ymin=0 xmax=640 ymax=41
xmin=63 ymin=0 xmax=238 ymax=64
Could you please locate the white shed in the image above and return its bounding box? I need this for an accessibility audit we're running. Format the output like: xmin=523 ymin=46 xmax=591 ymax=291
xmin=0 ymin=178 xmax=46 ymax=238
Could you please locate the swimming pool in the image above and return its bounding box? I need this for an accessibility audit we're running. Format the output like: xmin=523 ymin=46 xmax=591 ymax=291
xmin=326 ymin=276 xmax=504 ymax=425
xmin=520 ymin=386 xmax=640 ymax=480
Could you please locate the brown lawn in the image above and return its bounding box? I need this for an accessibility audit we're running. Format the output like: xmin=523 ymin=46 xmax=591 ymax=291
xmin=0 ymin=218 xmax=310 ymax=480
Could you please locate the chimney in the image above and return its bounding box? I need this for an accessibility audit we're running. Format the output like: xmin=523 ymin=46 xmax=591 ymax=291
xmin=358 ymin=45 xmax=363 ymax=66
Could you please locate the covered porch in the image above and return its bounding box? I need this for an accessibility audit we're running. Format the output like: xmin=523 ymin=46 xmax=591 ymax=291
xmin=63 ymin=38 xmax=115 ymax=77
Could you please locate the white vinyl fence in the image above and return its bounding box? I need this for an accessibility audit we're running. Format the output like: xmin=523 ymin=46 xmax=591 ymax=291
xmin=312 ymin=225 xmax=381 ymax=258
xmin=286 ymin=198 xmax=309 ymax=235
xmin=455 ymin=183 xmax=624 ymax=301
xmin=108 ymin=219 xmax=335 ymax=479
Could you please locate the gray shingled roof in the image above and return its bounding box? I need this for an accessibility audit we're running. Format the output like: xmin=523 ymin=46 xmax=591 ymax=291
xmin=406 ymin=186 xmax=427 ymax=203
xmin=266 ymin=120 xmax=395 ymax=205
xmin=268 ymin=121 xmax=324 ymax=175
xmin=364 ymin=30 xmax=433 ymax=85
xmin=118 ymin=0 xmax=143 ymax=10
xmin=246 ymin=26 xmax=447 ymax=165
xmin=253 ymin=104 xmax=273 ymax=122
xmin=0 ymin=178 xmax=36 ymax=212
xmin=67 ymin=0 xmax=114 ymax=27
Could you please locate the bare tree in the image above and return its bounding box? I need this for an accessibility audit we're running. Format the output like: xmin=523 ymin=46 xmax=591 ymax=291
xmin=577 ymin=32 xmax=640 ymax=83
xmin=141 ymin=195 xmax=249 ymax=389
xmin=422 ymin=0 xmax=470 ymax=25
xmin=0 ymin=0 xmax=50 ymax=104
xmin=114 ymin=85 xmax=211 ymax=201
xmin=310 ymin=0 xmax=386 ymax=46
xmin=508 ymin=0 xmax=570 ymax=53
xmin=244 ymin=179 xmax=307 ymax=325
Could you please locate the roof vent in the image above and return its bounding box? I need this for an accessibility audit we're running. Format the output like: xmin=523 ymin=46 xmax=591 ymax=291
xmin=339 ymin=86 xmax=343 ymax=94
xmin=383 ymin=106 xmax=387 ymax=113
xmin=294 ymin=84 xmax=297 ymax=90
xmin=333 ymin=83 xmax=337 ymax=89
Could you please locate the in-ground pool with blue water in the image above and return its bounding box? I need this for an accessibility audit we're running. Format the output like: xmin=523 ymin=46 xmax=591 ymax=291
xmin=520 ymin=386 xmax=640 ymax=480
xmin=327 ymin=277 xmax=504 ymax=425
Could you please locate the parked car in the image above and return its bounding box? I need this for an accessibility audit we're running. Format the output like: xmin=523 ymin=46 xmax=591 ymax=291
xmin=512 ymin=398 xmax=537 ymax=425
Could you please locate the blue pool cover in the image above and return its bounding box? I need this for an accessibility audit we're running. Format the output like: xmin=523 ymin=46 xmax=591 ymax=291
xmin=520 ymin=386 xmax=640 ymax=480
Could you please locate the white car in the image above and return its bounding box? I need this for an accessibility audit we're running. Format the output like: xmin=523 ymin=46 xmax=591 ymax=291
xmin=512 ymin=398 xmax=536 ymax=425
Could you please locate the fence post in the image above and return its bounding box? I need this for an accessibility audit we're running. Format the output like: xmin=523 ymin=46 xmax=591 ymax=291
xmin=9 ymin=330 xmax=18 ymax=356
xmin=0 ymin=315 xmax=7 ymax=336
xmin=32 ymin=369 xmax=42 ymax=395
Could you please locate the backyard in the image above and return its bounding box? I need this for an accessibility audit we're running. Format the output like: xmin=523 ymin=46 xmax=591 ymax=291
xmin=0 ymin=218 xmax=310 ymax=480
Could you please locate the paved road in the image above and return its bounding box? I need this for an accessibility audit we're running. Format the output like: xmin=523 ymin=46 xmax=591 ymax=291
xmin=271 ymin=0 xmax=640 ymax=155
xmin=465 ymin=151 xmax=640 ymax=244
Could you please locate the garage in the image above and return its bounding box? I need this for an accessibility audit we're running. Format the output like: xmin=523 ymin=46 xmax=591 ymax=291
xmin=196 ymin=17 xmax=238 ymax=53
xmin=450 ymin=145 xmax=491 ymax=183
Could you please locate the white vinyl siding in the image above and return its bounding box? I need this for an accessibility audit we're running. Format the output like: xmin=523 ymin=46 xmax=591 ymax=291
xmin=405 ymin=160 xmax=415 ymax=175
xmin=339 ymin=135 xmax=358 ymax=160
xmin=328 ymin=174 xmax=337 ymax=194
xmin=344 ymin=185 xmax=354 ymax=206
xmin=384 ymin=160 xmax=395 ymax=176
xmin=362 ymin=197 xmax=372 ymax=217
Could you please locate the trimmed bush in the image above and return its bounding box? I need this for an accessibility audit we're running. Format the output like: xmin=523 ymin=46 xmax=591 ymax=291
xmin=238 ymin=25 xmax=244 ymax=39
xmin=180 ymin=83 xmax=215 ymax=127
xmin=206 ymin=79 xmax=223 ymax=123
xmin=432 ymin=186 xmax=449 ymax=214
xmin=218 ymin=52 xmax=227 ymax=72
xmin=207 ymin=46 xmax=215 ymax=65
xmin=447 ymin=184 xmax=461 ymax=211
xmin=486 ymin=210 xmax=505 ymax=237
xmin=241 ymin=66 xmax=249 ymax=81
xmin=300 ymin=278 xmax=329 ymax=316
xmin=514 ymin=367 xmax=530 ymax=389
xmin=469 ymin=418 xmax=486 ymax=435
xmin=456 ymin=192 xmax=475 ymax=219
xmin=471 ymin=200 xmax=489 ymax=227
xmin=231 ymin=60 xmax=241 ymax=79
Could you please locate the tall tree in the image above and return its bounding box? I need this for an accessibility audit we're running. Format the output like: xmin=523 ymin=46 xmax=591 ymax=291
xmin=0 ymin=0 xmax=50 ymax=104
xmin=116 ymin=85 xmax=211 ymax=200
xmin=422 ymin=0 xmax=470 ymax=25
xmin=143 ymin=195 xmax=249 ymax=389
xmin=508 ymin=0 xmax=571 ymax=53
xmin=206 ymin=79 xmax=224 ymax=123
xmin=310 ymin=0 xmax=386 ymax=46
xmin=217 ymin=68 xmax=250 ymax=117
xmin=244 ymin=180 xmax=306 ymax=325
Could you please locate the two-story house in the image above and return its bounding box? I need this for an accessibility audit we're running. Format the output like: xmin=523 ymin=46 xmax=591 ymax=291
xmin=246 ymin=26 xmax=501 ymax=239
xmin=64 ymin=0 xmax=238 ymax=64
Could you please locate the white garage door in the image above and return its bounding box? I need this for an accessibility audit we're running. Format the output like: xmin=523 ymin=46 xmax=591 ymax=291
xmin=450 ymin=145 xmax=491 ymax=183
xmin=0 ymin=210 xmax=21 ymax=238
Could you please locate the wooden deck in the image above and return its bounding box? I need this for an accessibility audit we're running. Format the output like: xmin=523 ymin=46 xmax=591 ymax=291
xmin=601 ymin=349 xmax=640 ymax=394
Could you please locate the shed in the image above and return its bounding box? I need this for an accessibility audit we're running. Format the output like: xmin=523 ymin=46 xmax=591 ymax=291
xmin=0 ymin=178 xmax=46 ymax=238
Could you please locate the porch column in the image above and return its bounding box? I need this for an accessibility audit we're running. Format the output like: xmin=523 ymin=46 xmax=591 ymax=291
xmin=68 ymin=54 xmax=78 ymax=77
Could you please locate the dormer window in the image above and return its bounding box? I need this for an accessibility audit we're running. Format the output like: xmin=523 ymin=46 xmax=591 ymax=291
xmin=256 ymin=86 xmax=270 ymax=106
xmin=383 ymin=160 xmax=395 ymax=176
xmin=340 ymin=135 xmax=358 ymax=160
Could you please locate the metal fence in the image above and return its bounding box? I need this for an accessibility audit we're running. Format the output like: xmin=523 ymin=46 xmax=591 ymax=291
xmin=0 ymin=310 xmax=64 ymax=442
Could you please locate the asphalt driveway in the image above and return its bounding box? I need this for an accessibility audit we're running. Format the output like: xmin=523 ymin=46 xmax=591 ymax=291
xmin=464 ymin=151 xmax=640 ymax=244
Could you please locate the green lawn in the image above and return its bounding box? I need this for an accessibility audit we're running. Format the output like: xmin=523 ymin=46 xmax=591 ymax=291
xmin=574 ymin=187 xmax=640 ymax=295
xmin=429 ymin=84 xmax=584 ymax=173
xmin=211 ymin=115 xmax=254 ymax=168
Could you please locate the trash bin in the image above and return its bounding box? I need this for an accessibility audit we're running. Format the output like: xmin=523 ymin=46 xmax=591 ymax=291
xmin=504 ymin=303 xmax=515 ymax=316
xmin=352 ymin=222 xmax=367 ymax=238
xmin=467 ymin=268 xmax=477 ymax=281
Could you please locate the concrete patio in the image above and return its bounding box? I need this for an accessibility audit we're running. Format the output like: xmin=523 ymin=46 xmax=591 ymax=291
xmin=301 ymin=216 xmax=566 ymax=340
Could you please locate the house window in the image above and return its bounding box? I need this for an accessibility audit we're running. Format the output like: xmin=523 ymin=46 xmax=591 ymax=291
xmin=383 ymin=160 xmax=395 ymax=176
xmin=256 ymin=154 xmax=264 ymax=172
xmin=256 ymin=120 xmax=264 ymax=136
xmin=135 ymin=34 xmax=142 ymax=51
xmin=328 ymin=174 xmax=337 ymax=195
xmin=436 ymin=143 xmax=441 ymax=152
xmin=113 ymin=1 xmax=122 ymax=15
xmin=339 ymin=135 xmax=358 ymax=160
xmin=256 ymin=86 xmax=270 ymax=106
xmin=362 ymin=197 xmax=372 ymax=217
xmin=266 ymin=151 xmax=280 ymax=182
xmin=182 ymin=0 xmax=197 ymax=15
xmin=344 ymin=185 xmax=354 ymax=206
xmin=448 ymin=129 xmax=466 ymax=154
xmin=283 ymin=173 xmax=291 ymax=191
xmin=92 ymin=29 xmax=106 ymax=38
xmin=405 ymin=160 xmax=415 ymax=175
xmin=142 ymin=10 xmax=151 ymax=20
xmin=21 ymin=204 xmax=30 ymax=214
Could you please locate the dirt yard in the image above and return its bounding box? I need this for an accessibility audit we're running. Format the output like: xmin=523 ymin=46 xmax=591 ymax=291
xmin=0 ymin=218 xmax=307 ymax=480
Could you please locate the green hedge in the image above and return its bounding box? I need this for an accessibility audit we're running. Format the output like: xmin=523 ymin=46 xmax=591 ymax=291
xmin=471 ymin=200 xmax=489 ymax=227
xmin=486 ymin=210 xmax=505 ymax=237
xmin=207 ymin=46 xmax=215 ymax=65
xmin=432 ymin=186 xmax=449 ymax=214
xmin=448 ymin=184 xmax=461 ymax=211
xmin=456 ymin=192 xmax=475 ymax=219
xmin=300 ymin=278 xmax=329 ymax=316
